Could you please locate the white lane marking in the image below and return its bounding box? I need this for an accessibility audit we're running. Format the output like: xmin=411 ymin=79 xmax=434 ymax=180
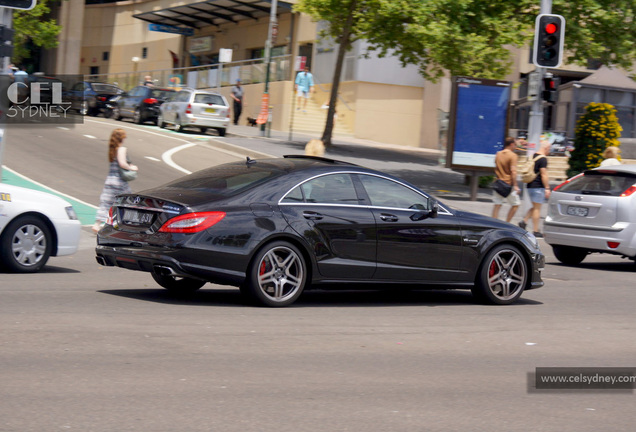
xmin=1 ymin=165 xmax=98 ymax=209
xmin=84 ymin=118 xmax=199 ymax=174
xmin=162 ymin=143 xmax=196 ymax=175
xmin=57 ymin=127 xmax=70 ymax=131
xmin=145 ymin=156 xmax=161 ymax=162
xmin=84 ymin=135 xmax=97 ymax=139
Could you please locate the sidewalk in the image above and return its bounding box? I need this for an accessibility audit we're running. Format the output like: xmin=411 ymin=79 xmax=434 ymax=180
xmin=215 ymin=123 xmax=548 ymax=224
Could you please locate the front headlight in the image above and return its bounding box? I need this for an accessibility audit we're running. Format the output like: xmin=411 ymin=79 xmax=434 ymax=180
xmin=524 ymin=232 xmax=539 ymax=249
xmin=65 ymin=206 xmax=78 ymax=220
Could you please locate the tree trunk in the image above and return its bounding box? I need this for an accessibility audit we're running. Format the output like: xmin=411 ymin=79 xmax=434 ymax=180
xmin=321 ymin=0 xmax=357 ymax=147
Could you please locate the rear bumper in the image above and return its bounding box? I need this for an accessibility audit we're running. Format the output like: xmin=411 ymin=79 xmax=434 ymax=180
xmin=544 ymin=219 xmax=636 ymax=257
xmin=95 ymin=244 xmax=245 ymax=286
xmin=184 ymin=114 xmax=230 ymax=129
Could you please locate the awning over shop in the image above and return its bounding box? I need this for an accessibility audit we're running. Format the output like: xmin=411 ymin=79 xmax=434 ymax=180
xmin=133 ymin=0 xmax=293 ymax=30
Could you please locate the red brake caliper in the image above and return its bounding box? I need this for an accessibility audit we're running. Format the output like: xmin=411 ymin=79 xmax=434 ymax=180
xmin=489 ymin=260 xmax=497 ymax=278
xmin=259 ymin=260 xmax=267 ymax=276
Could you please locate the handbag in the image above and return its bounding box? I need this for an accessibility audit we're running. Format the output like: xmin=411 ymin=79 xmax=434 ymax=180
xmin=119 ymin=156 xmax=138 ymax=182
xmin=493 ymin=179 xmax=512 ymax=197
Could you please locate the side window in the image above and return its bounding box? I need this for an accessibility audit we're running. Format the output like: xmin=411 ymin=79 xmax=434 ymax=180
xmin=359 ymin=175 xmax=429 ymax=209
xmin=301 ymin=174 xmax=359 ymax=204
xmin=281 ymin=186 xmax=304 ymax=203
xmin=176 ymin=91 xmax=191 ymax=102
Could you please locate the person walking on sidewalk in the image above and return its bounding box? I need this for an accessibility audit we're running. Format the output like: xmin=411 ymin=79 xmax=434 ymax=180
xmin=231 ymin=79 xmax=244 ymax=125
xmin=295 ymin=66 xmax=314 ymax=112
xmin=492 ymin=137 xmax=520 ymax=222
xmin=519 ymin=140 xmax=551 ymax=237
xmin=93 ymin=129 xmax=138 ymax=234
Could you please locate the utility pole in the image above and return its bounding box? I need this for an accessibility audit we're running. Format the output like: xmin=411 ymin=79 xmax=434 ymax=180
xmin=261 ymin=0 xmax=277 ymax=137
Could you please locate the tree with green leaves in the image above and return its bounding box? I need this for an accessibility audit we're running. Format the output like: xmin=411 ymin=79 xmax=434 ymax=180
xmin=11 ymin=0 xmax=62 ymax=67
xmin=295 ymin=0 xmax=636 ymax=146
xmin=567 ymin=102 xmax=622 ymax=178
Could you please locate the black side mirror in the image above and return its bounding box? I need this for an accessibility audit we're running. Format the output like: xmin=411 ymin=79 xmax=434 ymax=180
xmin=409 ymin=202 xmax=439 ymax=221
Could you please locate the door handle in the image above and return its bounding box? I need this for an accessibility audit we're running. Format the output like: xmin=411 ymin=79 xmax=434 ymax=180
xmin=380 ymin=213 xmax=399 ymax=222
xmin=303 ymin=211 xmax=323 ymax=220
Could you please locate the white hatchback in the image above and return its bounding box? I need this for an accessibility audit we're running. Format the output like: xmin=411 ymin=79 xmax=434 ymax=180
xmin=0 ymin=183 xmax=81 ymax=273
xmin=544 ymin=164 xmax=636 ymax=265
xmin=158 ymin=88 xmax=230 ymax=136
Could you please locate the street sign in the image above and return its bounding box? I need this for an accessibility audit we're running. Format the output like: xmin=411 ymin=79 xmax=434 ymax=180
xmin=527 ymin=71 xmax=541 ymax=101
xmin=148 ymin=24 xmax=194 ymax=37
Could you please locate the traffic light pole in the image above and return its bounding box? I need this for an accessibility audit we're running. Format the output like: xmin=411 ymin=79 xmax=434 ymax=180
xmin=527 ymin=0 xmax=552 ymax=156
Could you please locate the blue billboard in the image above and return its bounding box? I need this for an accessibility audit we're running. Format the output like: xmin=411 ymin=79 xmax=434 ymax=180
xmin=447 ymin=77 xmax=511 ymax=170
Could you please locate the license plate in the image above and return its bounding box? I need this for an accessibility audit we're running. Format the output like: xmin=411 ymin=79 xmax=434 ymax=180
xmin=567 ymin=206 xmax=589 ymax=217
xmin=122 ymin=209 xmax=153 ymax=225
xmin=205 ymin=107 xmax=217 ymax=114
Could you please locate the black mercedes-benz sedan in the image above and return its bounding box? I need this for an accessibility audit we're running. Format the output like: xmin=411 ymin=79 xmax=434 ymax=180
xmin=96 ymin=156 xmax=545 ymax=307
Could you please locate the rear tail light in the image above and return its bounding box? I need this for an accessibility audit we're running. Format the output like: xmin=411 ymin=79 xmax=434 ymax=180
xmin=143 ymin=98 xmax=158 ymax=104
xmin=98 ymin=96 xmax=107 ymax=102
xmin=106 ymin=206 xmax=115 ymax=225
xmin=158 ymin=211 xmax=226 ymax=233
xmin=607 ymin=242 xmax=620 ymax=249
xmin=185 ymin=103 xmax=192 ymax=114
xmin=553 ymin=173 xmax=584 ymax=191
xmin=620 ymin=184 xmax=636 ymax=197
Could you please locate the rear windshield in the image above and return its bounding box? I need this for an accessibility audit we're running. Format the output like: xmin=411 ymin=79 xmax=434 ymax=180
xmin=558 ymin=171 xmax=636 ymax=196
xmin=151 ymin=89 xmax=175 ymax=99
xmin=164 ymin=164 xmax=283 ymax=196
xmin=194 ymin=93 xmax=226 ymax=106
xmin=92 ymin=84 xmax=120 ymax=93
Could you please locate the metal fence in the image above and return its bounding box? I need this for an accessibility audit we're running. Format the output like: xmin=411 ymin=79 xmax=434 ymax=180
xmin=87 ymin=55 xmax=292 ymax=91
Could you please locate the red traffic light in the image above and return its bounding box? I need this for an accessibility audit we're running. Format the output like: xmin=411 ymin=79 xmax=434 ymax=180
xmin=545 ymin=23 xmax=558 ymax=34
xmin=533 ymin=14 xmax=566 ymax=68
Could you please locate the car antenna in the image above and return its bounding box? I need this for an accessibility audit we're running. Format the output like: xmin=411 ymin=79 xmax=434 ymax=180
xmin=246 ymin=156 xmax=257 ymax=166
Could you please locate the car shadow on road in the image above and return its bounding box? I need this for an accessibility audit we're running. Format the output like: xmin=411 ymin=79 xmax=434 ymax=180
xmin=549 ymin=261 xmax=636 ymax=273
xmin=99 ymin=287 xmax=542 ymax=308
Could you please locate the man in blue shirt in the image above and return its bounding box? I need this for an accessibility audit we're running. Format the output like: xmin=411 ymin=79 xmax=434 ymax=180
xmin=294 ymin=66 xmax=314 ymax=112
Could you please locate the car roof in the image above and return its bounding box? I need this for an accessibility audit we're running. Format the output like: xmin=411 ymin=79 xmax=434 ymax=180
xmin=591 ymin=164 xmax=636 ymax=175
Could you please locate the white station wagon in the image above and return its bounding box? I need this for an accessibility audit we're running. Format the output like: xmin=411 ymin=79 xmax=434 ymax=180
xmin=0 ymin=183 xmax=81 ymax=273
xmin=158 ymin=88 xmax=230 ymax=137
xmin=544 ymin=164 xmax=636 ymax=265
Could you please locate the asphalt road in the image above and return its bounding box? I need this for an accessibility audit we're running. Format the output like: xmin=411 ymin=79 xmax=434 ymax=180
xmin=1 ymin=118 xmax=635 ymax=431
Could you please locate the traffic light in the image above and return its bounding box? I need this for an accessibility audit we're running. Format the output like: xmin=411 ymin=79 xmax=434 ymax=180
xmin=533 ymin=14 xmax=565 ymax=68
xmin=0 ymin=25 xmax=14 ymax=57
xmin=542 ymin=74 xmax=560 ymax=103
xmin=0 ymin=0 xmax=36 ymax=10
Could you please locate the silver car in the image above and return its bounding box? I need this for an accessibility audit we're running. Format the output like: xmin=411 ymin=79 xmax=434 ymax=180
xmin=544 ymin=164 xmax=636 ymax=265
xmin=158 ymin=88 xmax=230 ymax=136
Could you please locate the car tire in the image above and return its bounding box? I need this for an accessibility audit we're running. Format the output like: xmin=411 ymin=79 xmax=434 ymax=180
xmin=0 ymin=216 xmax=53 ymax=273
xmin=151 ymin=272 xmax=206 ymax=293
xmin=241 ymin=241 xmax=307 ymax=307
xmin=175 ymin=116 xmax=185 ymax=132
xmin=79 ymin=101 xmax=88 ymax=116
xmin=112 ymin=106 xmax=122 ymax=120
xmin=216 ymin=128 xmax=226 ymax=137
xmin=157 ymin=113 xmax=166 ymax=128
xmin=472 ymin=244 xmax=527 ymax=305
xmin=133 ymin=109 xmax=143 ymax=124
xmin=552 ymin=245 xmax=588 ymax=265
xmin=199 ymin=127 xmax=208 ymax=134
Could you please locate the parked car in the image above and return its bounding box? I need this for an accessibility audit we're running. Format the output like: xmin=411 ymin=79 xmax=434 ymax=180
xmin=544 ymin=164 xmax=636 ymax=265
xmin=96 ymin=156 xmax=545 ymax=307
xmin=158 ymin=88 xmax=230 ymax=136
xmin=66 ymin=81 xmax=124 ymax=116
xmin=0 ymin=183 xmax=81 ymax=273
xmin=109 ymin=86 xmax=176 ymax=124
